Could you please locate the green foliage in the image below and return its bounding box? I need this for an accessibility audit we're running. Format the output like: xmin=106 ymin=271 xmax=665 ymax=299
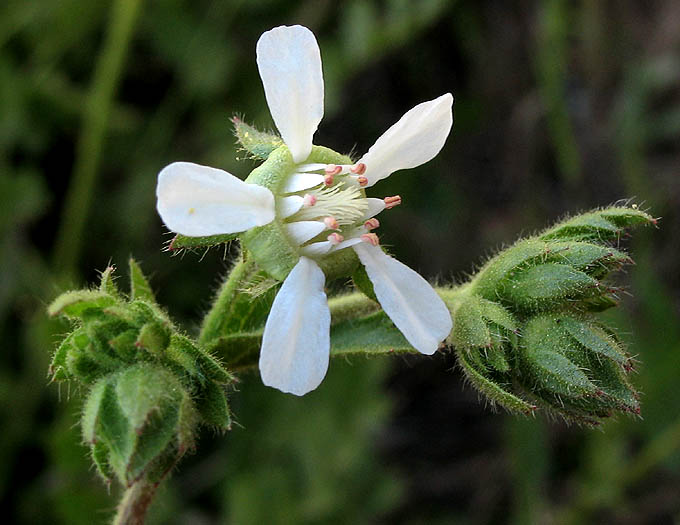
xmin=48 ymin=260 xmax=234 ymax=487
xmin=232 ymin=116 xmax=283 ymax=161
xmin=453 ymin=205 xmax=653 ymax=425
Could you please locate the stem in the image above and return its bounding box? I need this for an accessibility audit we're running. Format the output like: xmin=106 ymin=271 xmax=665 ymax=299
xmin=113 ymin=479 xmax=158 ymax=525
xmin=198 ymin=256 xmax=255 ymax=345
xmin=52 ymin=0 xmax=143 ymax=282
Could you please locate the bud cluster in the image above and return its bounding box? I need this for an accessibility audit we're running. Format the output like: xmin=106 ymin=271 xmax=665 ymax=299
xmin=48 ymin=260 xmax=234 ymax=487
xmin=449 ymin=206 xmax=655 ymax=425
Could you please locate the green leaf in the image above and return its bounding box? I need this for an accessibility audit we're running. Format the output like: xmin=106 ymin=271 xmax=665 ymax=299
xmin=451 ymin=295 xmax=491 ymax=349
xmin=560 ymin=316 xmax=628 ymax=365
xmin=521 ymin=316 xmax=598 ymax=397
xmin=207 ymin=333 xmax=262 ymax=371
xmin=330 ymin=310 xmax=415 ymax=357
xmin=48 ymin=290 xmax=118 ymax=318
xmin=232 ymin=116 xmax=284 ymax=160
xmin=457 ymin=350 xmax=536 ymax=414
xmin=478 ymin=298 xmax=517 ymax=333
xmin=82 ymin=378 xmax=109 ymax=444
xmin=108 ymin=329 xmax=139 ymax=361
xmin=471 ymin=239 xmax=550 ymax=299
xmin=195 ymin=380 xmax=231 ymax=431
xmin=50 ymin=331 xmax=74 ymax=380
xmin=168 ymin=232 xmax=239 ymax=251
xmin=91 ymin=440 xmax=114 ymax=483
xmin=545 ymin=242 xmax=631 ymax=278
xmin=504 ymin=263 xmax=599 ymax=311
xmin=168 ymin=334 xmax=234 ymax=384
xmin=99 ymin=266 xmax=119 ymax=296
xmin=135 ymin=322 xmax=170 ymax=356
xmin=539 ymin=206 xmax=654 ymax=242
xmin=484 ymin=344 xmax=510 ymax=373
xmin=128 ymin=258 xmax=156 ymax=303
xmin=114 ymin=365 xmax=196 ymax=483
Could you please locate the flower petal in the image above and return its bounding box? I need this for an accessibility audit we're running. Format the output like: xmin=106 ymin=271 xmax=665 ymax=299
xmin=257 ymin=25 xmax=324 ymax=164
xmin=260 ymin=257 xmax=330 ymax=395
xmin=283 ymin=173 xmax=324 ymax=193
xmin=286 ymin=221 xmax=326 ymax=244
xmin=156 ymin=162 xmax=275 ymax=236
xmin=359 ymin=93 xmax=454 ymax=186
xmin=279 ymin=196 xmax=304 ymax=218
xmin=363 ymin=198 xmax=386 ymax=220
xmin=300 ymin=241 xmax=333 ymax=257
xmin=353 ymin=242 xmax=452 ymax=354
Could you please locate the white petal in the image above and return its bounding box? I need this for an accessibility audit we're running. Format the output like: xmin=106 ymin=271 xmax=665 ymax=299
xmin=353 ymin=243 xmax=452 ymax=354
xmin=283 ymin=173 xmax=324 ymax=193
xmin=286 ymin=221 xmax=326 ymax=244
xmin=279 ymin=196 xmax=304 ymax=218
xmin=156 ymin=162 xmax=275 ymax=236
xmin=257 ymin=25 xmax=324 ymax=163
xmin=300 ymin=241 xmax=333 ymax=257
xmin=260 ymin=257 xmax=330 ymax=395
xmin=296 ymin=163 xmax=327 ymax=173
xmin=333 ymin=237 xmax=363 ymax=251
xmin=359 ymin=93 xmax=454 ymax=187
xmin=363 ymin=198 xmax=386 ymax=220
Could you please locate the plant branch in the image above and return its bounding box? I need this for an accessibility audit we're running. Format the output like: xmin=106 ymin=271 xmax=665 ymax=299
xmin=113 ymin=479 xmax=158 ymax=525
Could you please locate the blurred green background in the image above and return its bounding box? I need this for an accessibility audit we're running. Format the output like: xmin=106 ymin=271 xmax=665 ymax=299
xmin=2 ymin=0 xmax=679 ymax=523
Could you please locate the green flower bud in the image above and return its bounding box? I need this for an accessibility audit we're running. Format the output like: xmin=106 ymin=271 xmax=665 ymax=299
xmin=453 ymin=205 xmax=653 ymax=425
xmin=48 ymin=259 xmax=235 ymax=487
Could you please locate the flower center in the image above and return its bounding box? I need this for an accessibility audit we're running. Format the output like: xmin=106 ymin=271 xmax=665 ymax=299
xmin=276 ymin=162 xmax=401 ymax=259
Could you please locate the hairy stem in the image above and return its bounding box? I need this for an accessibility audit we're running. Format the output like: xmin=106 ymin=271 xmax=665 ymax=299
xmin=113 ymin=479 xmax=158 ymax=525
xmin=198 ymin=256 xmax=255 ymax=345
xmin=52 ymin=0 xmax=143 ymax=282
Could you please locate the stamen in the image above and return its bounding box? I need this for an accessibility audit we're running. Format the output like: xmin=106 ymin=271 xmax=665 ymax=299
xmin=302 ymin=194 xmax=317 ymax=207
xmin=384 ymin=195 xmax=402 ymax=209
xmin=328 ymin=232 xmax=344 ymax=244
xmin=324 ymin=164 xmax=342 ymax=176
xmin=350 ymin=162 xmax=366 ymax=175
xmin=361 ymin=233 xmax=380 ymax=246
xmin=323 ymin=216 xmax=339 ymax=230
xmin=357 ymin=176 xmax=368 ymax=187
xmin=288 ymin=184 xmax=368 ymax=225
xmin=364 ymin=218 xmax=380 ymax=230
xmin=324 ymin=173 xmax=335 ymax=186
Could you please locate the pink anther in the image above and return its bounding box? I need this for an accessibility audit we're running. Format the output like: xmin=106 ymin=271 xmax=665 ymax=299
xmin=357 ymin=176 xmax=368 ymax=187
xmin=384 ymin=195 xmax=402 ymax=209
xmin=327 ymin=232 xmax=344 ymax=244
xmin=361 ymin=233 xmax=380 ymax=246
xmin=324 ymin=174 xmax=335 ymax=186
xmin=302 ymin=194 xmax=317 ymax=207
xmin=323 ymin=216 xmax=339 ymax=230
xmin=364 ymin=218 xmax=380 ymax=230
xmin=350 ymin=162 xmax=366 ymax=175
xmin=324 ymin=164 xmax=343 ymax=175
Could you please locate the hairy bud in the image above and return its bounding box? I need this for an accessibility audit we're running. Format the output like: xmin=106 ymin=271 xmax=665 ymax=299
xmin=48 ymin=259 xmax=234 ymax=485
xmin=451 ymin=205 xmax=654 ymax=425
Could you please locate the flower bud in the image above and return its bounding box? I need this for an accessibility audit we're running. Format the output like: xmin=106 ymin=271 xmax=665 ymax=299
xmin=454 ymin=205 xmax=654 ymax=425
xmin=48 ymin=260 xmax=235 ymax=485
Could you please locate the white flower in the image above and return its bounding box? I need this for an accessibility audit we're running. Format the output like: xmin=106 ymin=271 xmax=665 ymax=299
xmin=156 ymin=25 xmax=454 ymax=396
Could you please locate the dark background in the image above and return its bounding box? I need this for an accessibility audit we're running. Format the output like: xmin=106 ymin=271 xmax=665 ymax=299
xmin=2 ymin=0 xmax=679 ymax=523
